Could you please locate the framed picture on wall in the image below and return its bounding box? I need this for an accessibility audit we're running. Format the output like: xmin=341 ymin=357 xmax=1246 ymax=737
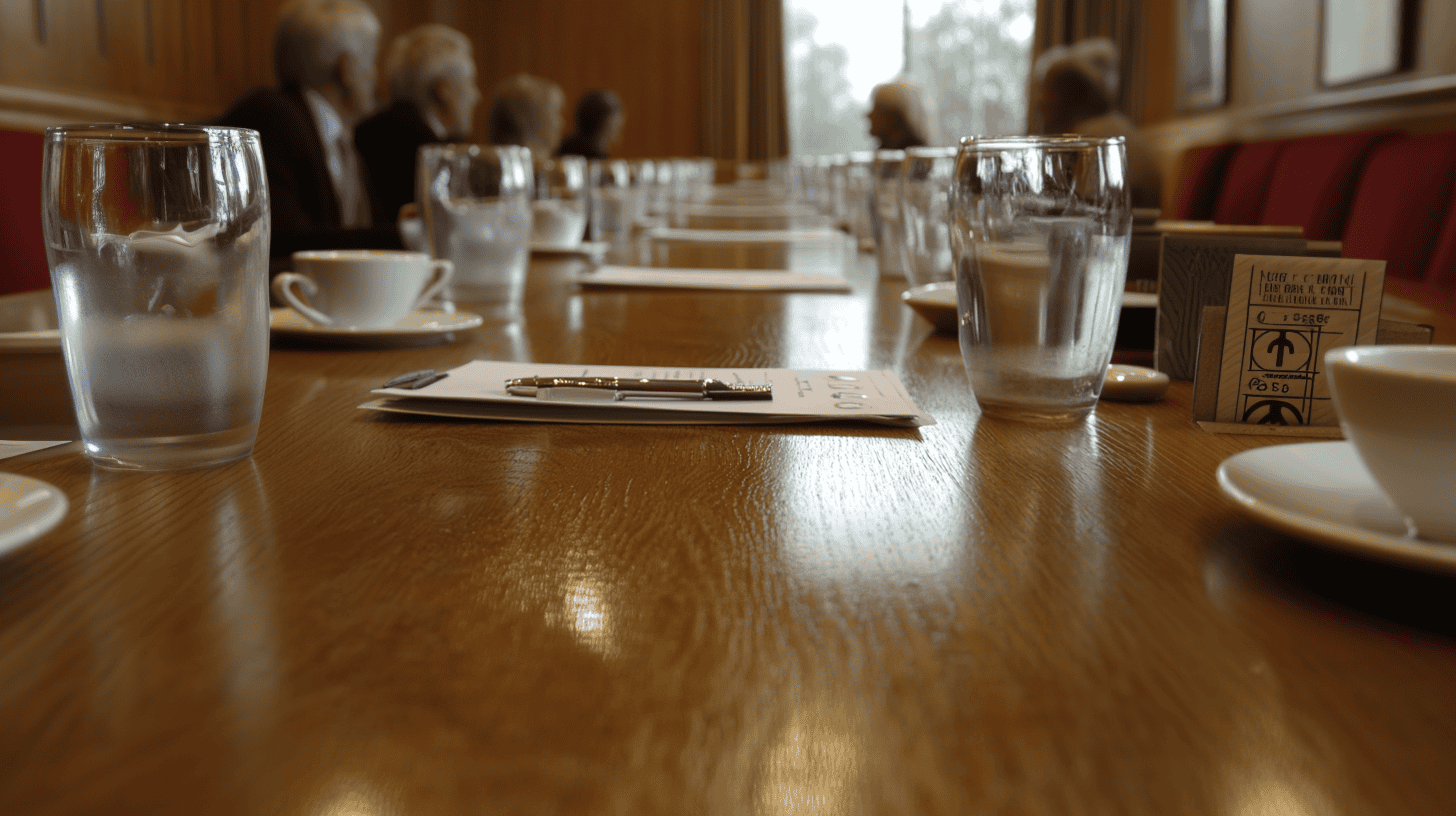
xmin=1319 ymin=0 xmax=1414 ymax=87
xmin=1176 ymin=0 xmax=1228 ymax=110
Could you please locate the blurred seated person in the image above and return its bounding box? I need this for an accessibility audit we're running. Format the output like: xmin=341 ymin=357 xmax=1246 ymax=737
xmin=556 ymin=89 xmax=624 ymax=160
xmin=487 ymin=74 xmax=565 ymax=160
xmin=355 ymin=24 xmax=480 ymax=227
xmin=1034 ymin=37 xmax=1161 ymax=209
xmin=216 ymin=0 xmax=402 ymax=262
xmin=866 ymin=79 xmax=934 ymax=150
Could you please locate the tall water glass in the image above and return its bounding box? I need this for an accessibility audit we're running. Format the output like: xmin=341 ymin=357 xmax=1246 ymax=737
xmin=530 ymin=156 xmax=587 ymax=248
xmin=899 ymin=146 xmax=957 ymax=287
xmin=42 ymin=124 xmax=270 ymax=470
xmin=871 ymin=149 xmax=908 ymax=279
xmin=588 ymin=159 xmax=632 ymax=243
xmin=949 ymin=135 xmax=1131 ymax=423
xmin=846 ymin=151 xmax=875 ymax=251
xmin=418 ymin=144 xmax=533 ymax=316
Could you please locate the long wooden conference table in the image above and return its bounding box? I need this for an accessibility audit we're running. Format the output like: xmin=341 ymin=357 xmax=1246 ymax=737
xmin=2 ymin=226 xmax=1456 ymax=814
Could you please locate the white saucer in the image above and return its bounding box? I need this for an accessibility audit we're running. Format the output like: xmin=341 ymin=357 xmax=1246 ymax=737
xmin=270 ymin=308 xmax=483 ymax=342
xmin=0 ymin=472 xmax=68 ymax=556
xmin=901 ymin=282 xmax=1159 ymax=335
xmin=530 ymin=240 xmax=608 ymax=258
xmin=1216 ymin=440 xmax=1456 ymax=573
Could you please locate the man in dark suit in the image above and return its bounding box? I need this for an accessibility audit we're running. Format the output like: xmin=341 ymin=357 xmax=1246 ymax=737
xmin=216 ymin=0 xmax=401 ymax=264
xmin=355 ymin=24 xmax=479 ymax=228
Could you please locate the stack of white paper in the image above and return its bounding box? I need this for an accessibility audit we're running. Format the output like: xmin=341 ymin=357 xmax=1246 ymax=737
xmin=645 ymin=226 xmax=842 ymax=243
xmin=362 ymin=361 xmax=932 ymax=426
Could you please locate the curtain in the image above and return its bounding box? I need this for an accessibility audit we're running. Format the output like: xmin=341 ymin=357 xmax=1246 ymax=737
xmin=1031 ymin=0 xmax=1145 ymax=130
xmin=702 ymin=0 xmax=789 ymax=163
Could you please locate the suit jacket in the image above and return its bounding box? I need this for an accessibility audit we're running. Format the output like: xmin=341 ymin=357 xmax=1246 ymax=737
xmin=354 ymin=100 xmax=440 ymax=227
xmin=216 ymin=86 xmax=402 ymax=259
xmin=555 ymin=131 xmax=606 ymax=160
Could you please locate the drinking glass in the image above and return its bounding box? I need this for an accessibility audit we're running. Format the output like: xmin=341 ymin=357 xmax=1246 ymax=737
xmin=588 ymin=158 xmax=632 ymax=244
xmin=871 ymin=149 xmax=908 ymax=280
xmin=530 ymin=156 xmax=588 ymax=249
xmin=41 ymin=124 xmax=270 ymax=470
xmin=899 ymin=146 xmax=957 ymax=287
xmin=418 ymin=143 xmax=533 ymax=316
xmin=845 ymin=151 xmax=875 ymax=251
xmin=949 ymin=135 xmax=1132 ymax=422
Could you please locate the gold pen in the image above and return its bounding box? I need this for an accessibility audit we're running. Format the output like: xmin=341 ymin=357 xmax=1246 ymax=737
xmin=505 ymin=376 xmax=772 ymax=401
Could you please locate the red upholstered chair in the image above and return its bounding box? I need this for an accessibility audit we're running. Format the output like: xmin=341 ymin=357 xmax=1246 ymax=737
xmin=1258 ymin=129 xmax=1397 ymax=240
xmin=1212 ymin=139 xmax=1288 ymax=226
xmin=1168 ymin=142 xmax=1238 ymax=221
xmin=1341 ymin=132 xmax=1456 ymax=292
xmin=0 ymin=130 xmax=50 ymax=295
xmin=1418 ymin=171 xmax=1456 ymax=305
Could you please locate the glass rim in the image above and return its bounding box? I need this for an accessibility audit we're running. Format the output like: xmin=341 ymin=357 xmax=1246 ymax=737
xmin=904 ymin=145 xmax=959 ymax=158
xmin=957 ymin=134 xmax=1126 ymax=152
xmin=418 ymin=142 xmax=533 ymax=160
xmin=44 ymin=123 xmax=258 ymax=143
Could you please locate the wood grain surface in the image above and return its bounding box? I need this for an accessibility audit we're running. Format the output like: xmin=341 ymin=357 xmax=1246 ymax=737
xmin=2 ymin=235 xmax=1456 ymax=815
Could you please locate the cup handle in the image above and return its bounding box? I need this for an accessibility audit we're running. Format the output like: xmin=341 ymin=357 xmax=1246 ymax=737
xmin=412 ymin=259 xmax=455 ymax=311
xmin=271 ymin=273 xmax=333 ymax=326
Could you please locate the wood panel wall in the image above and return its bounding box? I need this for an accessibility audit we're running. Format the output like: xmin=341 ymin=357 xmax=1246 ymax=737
xmin=0 ymin=0 xmax=706 ymax=158
xmin=445 ymin=0 xmax=705 ymax=159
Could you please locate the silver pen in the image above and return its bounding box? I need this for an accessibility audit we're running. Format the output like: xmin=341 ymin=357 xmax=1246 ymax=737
xmin=505 ymin=376 xmax=772 ymax=401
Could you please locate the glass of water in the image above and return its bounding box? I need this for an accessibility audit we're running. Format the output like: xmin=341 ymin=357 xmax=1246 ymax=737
xmin=588 ymin=159 xmax=632 ymax=244
xmin=418 ymin=143 xmax=533 ymax=316
xmin=899 ymin=146 xmax=957 ymax=287
xmin=871 ymin=149 xmax=908 ymax=280
xmin=41 ymin=124 xmax=270 ymax=470
xmin=949 ymin=135 xmax=1131 ymax=423
xmin=530 ymin=156 xmax=588 ymax=249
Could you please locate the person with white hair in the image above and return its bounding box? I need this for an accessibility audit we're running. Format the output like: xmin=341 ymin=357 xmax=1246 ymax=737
xmin=867 ymin=79 xmax=935 ymax=150
xmin=487 ymin=74 xmax=566 ymax=159
xmin=355 ymin=24 xmax=480 ymax=226
xmin=1033 ymin=37 xmax=1162 ymax=209
xmin=217 ymin=0 xmax=401 ymax=261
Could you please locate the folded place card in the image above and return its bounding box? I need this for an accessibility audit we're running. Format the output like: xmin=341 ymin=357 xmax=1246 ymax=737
xmin=363 ymin=360 xmax=932 ymax=426
xmin=1156 ymin=232 xmax=1310 ymax=380
xmin=0 ymin=440 xmax=69 ymax=460
xmin=579 ymin=266 xmax=851 ymax=292
xmin=1213 ymin=254 xmax=1385 ymax=427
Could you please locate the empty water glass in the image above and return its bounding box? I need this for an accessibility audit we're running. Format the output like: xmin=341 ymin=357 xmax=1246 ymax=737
xmin=899 ymin=146 xmax=957 ymax=287
xmin=872 ymin=149 xmax=909 ymax=280
xmin=846 ymin=152 xmax=875 ymax=251
xmin=42 ymin=124 xmax=270 ymax=470
xmin=418 ymin=144 xmax=533 ymax=316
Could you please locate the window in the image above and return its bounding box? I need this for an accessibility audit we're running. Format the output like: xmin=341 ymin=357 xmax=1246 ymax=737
xmin=784 ymin=0 xmax=1035 ymax=155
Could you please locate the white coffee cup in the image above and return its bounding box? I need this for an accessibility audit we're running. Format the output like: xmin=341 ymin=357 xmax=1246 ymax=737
xmin=274 ymin=250 xmax=453 ymax=329
xmin=1325 ymin=344 xmax=1456 ymax=542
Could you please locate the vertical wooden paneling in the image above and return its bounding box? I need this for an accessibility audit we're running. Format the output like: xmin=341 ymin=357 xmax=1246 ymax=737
xmin=0 ymin=0 xmax=705 ymax=157
xmin=457 ymin=0 xmax=705 ymax=158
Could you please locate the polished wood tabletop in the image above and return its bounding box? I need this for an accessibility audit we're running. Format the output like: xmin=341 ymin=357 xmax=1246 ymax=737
xmin=3 ymin=223 xmax=1456 ymax=815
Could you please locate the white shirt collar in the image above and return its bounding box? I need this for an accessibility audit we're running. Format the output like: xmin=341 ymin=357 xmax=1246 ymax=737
xmin=301 ymin=88 xmax=347 ymax=146
xmin=421 ymin=107 xmax=449 ymax=142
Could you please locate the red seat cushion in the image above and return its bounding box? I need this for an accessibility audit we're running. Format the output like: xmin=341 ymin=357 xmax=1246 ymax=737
xmin=1420 ymin=176 xmax=1456 ymax=293
xmin=1259 ymin=130 xmax=1396 ymax=240
xmin=1341 ymin=132 xmax=1456 ymax=284
xmin=1170 ymin=142 xmax=1238 ymax=221
xmin=0 ymin=130 xmax=50 ymax=295
xmin=1212 ymin=140 xmax=1287 ymax=226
